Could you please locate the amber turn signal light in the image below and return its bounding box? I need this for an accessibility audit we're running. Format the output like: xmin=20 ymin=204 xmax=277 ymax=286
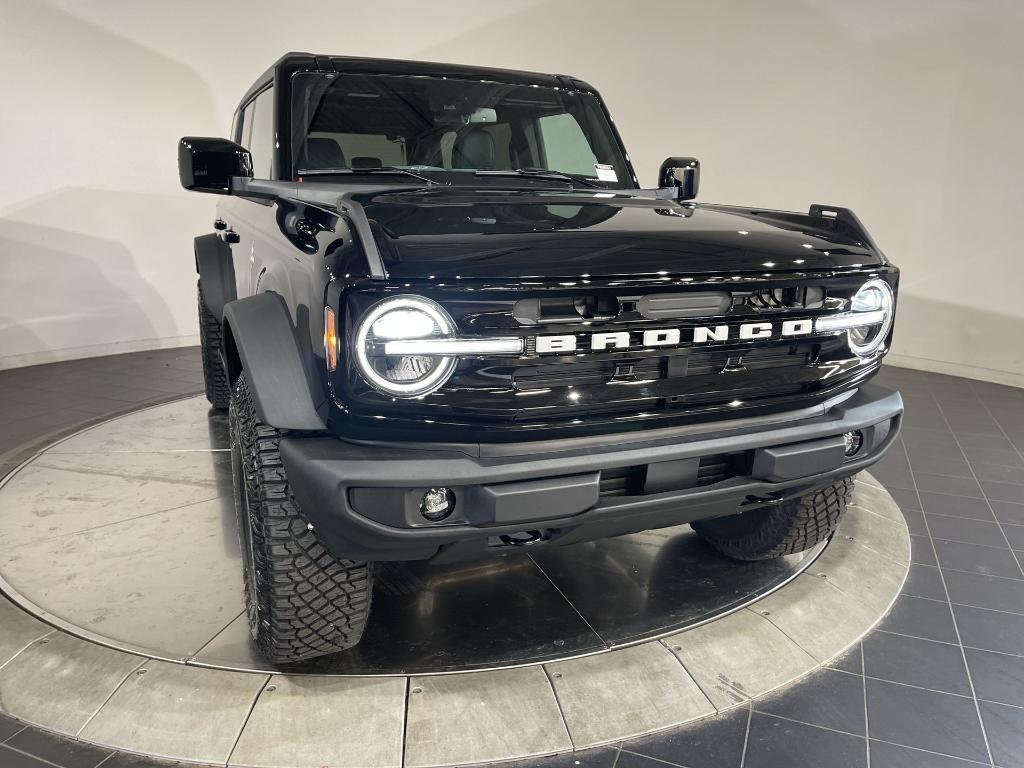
xmin=324 ymin=306 xmax=339 ymax=372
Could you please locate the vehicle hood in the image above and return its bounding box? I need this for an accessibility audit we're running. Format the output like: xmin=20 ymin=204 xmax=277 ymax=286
xmin=351 ymin=189 xmax=884 ymax=280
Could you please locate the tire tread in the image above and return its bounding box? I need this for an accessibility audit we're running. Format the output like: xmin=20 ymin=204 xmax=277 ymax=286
xmin=230 ymin=374 xmax=372 ymax=664
xmin=198 ymin=282 xmax=231 ymax=410
xmin=693 ymin=477 xmax=854 ymax=561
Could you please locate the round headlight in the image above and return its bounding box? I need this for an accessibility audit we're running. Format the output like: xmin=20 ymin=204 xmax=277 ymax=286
xmin=353 ymin=296 xmax=459 ymax=397
xmin=848 ymin=279 xmax=894 ymax=357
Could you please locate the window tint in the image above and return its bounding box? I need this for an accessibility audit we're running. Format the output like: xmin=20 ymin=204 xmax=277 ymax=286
xmin=308 ymin=131 xmax=405 ymax=167
xmin=248 ymin=87 xmax=275 ymax=178
xmin=538 ymin=114 xmax=598 ymax=176
xmin=290 ymin=73 xmax=632 ymax=186
xmin=238 ymin=101 xmax=254 ymax=149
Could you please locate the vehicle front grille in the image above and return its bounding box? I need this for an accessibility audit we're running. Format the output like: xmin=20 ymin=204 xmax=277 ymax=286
xmin=343 ymin=277 xmax=888 ymax=440
xmin=512 ymin=342 xmax=821 ymax=392
xmin=735 ymin=286 xmax=825 ymax=311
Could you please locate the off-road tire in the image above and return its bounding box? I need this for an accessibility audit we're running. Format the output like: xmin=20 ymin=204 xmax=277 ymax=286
xmin=229 ymin=373 xmax=373 ymax=664
xmin=692 ymin=477 xmax=854 ymax=561
xmin=198 ymin=282 xmax=231 ymax=410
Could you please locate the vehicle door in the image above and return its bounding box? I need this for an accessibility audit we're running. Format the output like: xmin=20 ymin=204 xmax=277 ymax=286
xmin=216 ymin=85 xmax=275 ymax=299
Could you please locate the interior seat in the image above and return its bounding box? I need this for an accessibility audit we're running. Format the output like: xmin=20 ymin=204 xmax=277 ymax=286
xmin=351 ymin=156 xmax=383 ymax=169
xmin=298 ymin=137 xmax=345 ymax=170
xmin=452 ymin=129 xmax=495 ymax=169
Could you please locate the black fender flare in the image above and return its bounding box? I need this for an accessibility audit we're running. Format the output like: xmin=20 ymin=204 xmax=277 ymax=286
xmin=222 ymin=292 xmax=327 ymax=431
xmin=194 ymin=233 xmax=236 ymax=321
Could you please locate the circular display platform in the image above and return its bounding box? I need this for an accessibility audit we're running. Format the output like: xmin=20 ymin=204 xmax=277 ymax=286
xmin=0 ymin=397 xmax=910 ymax=767
xmin=0 ymin=396 xmax=827 ymax=675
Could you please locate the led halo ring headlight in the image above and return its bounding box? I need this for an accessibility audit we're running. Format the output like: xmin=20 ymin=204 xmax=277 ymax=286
xmin=354 ymin=295 xmax=524 ymax=398
xmin=813 ymin=279 xmax=894 ymax=358
xmin=847 ymin=278 xmax=894 ymax=357
xmin=354 ymin=296 xmax=459 ymax=397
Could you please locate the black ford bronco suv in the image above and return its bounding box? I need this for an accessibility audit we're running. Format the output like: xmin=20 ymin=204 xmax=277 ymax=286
xmin=178 ymin=52 xmax=902 ymax=664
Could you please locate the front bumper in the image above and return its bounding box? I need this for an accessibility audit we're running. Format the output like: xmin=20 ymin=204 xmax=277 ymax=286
xmin=282 ymin=383 xmax=903 ymax=563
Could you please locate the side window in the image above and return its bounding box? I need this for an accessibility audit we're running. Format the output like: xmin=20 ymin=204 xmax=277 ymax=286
xmin=537 ymin=113 xmax=598 ymax=176
xmin=248 ymin=87 xmax=275 ymax=178
xmin=237 ymin=102 xmax=254 ymax=149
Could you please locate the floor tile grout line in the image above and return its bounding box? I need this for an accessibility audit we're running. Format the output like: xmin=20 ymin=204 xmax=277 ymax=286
xmin=974 ymin=385 xmax=1024 ymax=468
xmin=0 ymin=629 xmax=57 ymax=675
xmin=933 ymin=397 xmax=1024 ymax=580
xmin=738 ymin=704 xmax=752 ymax=768
xmin=617 ymin=747 xmax=691 ymax=768
xmin=868 ymin=736 xmax=992 ymax=767
xmin=749 ymin=710 xmax=867 ymax=741
xmin=939 ymin=596 xmax=1024 ymax=620
xmin=900 ymin=419 xmax=996 ymax=767
xmin=0 ymin=741 xmax=67 ymax=768
xmin=526 ymin=551 xmax=608 ymax=646
xmin=744 ymin=602 xmax=828 ymax=667
xmin=1 ymin=725 xmax=27 ymax=745
xmin=913 ymin=559 xmax=1024 ymax=583
xmin=658 ymin=639 xmax=719 ymax=713
xmin=922 ymin=508 xmax=1001 ymax=526
xmin=879 ymin=626 xmax=1024 ymax=662
xmin=224 ymin=673 xmax=273 ymax=767
xmin=861 ymin=671 xmax=977 ymax=701
xmin=539 ymin=662 xmax=578 ymax=752
xmin=833 ymin=647 xmax=1024 ymax=708
xmin=187 ymin=609 xmax=247 ymax=661
xmin=400 ymin=677 xmax=412 ymax=768
xmin=48 ymin=449 xmax=232 ymax=454
xmin=861 ymin=642 xmax=871 ymax=768
xmin=75 ymin=657 xmax=150 ymax=738
xmin=0 ymin=391 xmax=203 ymax=477
xmin=93 ymin=751 xmax=116 ymax=768
xmin=7 ymin=493 xmax=232 ymax=552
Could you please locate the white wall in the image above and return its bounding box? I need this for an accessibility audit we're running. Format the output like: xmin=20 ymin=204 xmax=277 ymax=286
xmin=2 ymin=0 xmax=1022 ymax=385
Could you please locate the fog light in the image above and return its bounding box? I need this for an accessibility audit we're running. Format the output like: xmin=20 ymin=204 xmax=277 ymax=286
xmin=843 ymin=430 xmax=864 ymax=457
xmin=420 ymin=487 xmax=456 ymax=521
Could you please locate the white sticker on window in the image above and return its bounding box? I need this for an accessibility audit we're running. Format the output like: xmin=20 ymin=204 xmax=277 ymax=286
xmin=594 ymin=163 xmax=618 ymax=182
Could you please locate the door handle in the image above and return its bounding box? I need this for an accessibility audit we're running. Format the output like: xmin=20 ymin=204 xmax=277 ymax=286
xmin=213 ymin=219 xmax=227 ymax=230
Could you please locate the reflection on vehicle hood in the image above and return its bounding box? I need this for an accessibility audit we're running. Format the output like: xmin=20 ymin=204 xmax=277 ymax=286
xmin=350 ymin=189 xmax=884 ymax=280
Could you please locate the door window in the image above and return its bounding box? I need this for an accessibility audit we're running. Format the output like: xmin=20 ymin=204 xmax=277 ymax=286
xmin=247 ymin=87 xmax=275 ymax=178
xmin=537 ymin=113 xmax=599 ymax=177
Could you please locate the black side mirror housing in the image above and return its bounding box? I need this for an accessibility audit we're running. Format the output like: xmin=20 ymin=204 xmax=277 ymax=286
xmin=658 ymin=157 xmax=700 ymax=201
xmin=178 ymin=137 xmax=253 ymax=194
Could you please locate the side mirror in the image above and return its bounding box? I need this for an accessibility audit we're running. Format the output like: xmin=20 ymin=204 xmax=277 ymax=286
xmin=658 ymin=157 xmax=700 ymax=201
xmin=178 ymin=137 xmax=252 ymax=194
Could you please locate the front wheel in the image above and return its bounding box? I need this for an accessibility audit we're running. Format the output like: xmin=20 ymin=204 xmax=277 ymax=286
xmin=692 ymin=477 xmax=854 ymax=561
xmin=229 ymin=373 xmax=374 ymax=664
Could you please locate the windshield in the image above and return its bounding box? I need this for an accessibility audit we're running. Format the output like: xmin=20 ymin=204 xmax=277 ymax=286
xmin=289 ymin=72 xmax=633 ymax=188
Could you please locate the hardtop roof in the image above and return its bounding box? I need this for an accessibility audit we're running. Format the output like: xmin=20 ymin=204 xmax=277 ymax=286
xmin=237 ymin=51 xmax=594 ymax=110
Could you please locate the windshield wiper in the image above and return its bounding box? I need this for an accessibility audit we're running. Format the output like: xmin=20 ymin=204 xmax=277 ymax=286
xmin=297 ymin=166 xmax=440 ymax=186
xmin=474 ymin=168 xmax=601 ymax=188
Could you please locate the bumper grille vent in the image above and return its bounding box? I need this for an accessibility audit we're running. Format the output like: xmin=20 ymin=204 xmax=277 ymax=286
xmin=598 ymin=452 xmax=753 ymax=499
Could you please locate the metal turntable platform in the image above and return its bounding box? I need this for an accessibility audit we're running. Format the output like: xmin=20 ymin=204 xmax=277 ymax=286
xmin=0 ymin=396 xmax=909 ymax=767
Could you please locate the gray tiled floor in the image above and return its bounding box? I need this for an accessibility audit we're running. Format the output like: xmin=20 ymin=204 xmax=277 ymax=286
xmin=0 ymin=354 xmax=1022 ymax=767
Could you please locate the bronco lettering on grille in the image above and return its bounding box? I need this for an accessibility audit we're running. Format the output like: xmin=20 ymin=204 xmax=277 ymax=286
xmin=535 ymin=319 xmax=816 ymax=354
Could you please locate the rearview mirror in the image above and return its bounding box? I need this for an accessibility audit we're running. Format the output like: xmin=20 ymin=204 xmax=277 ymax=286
xmin=178 ymin=137 xmax=252 ymax=195
xmin=658 ymin=157 xmax=700 ymax=201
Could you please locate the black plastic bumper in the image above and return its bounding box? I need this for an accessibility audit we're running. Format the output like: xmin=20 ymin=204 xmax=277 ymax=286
xmin=281 ymin=384 xmax=903 ymax=563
